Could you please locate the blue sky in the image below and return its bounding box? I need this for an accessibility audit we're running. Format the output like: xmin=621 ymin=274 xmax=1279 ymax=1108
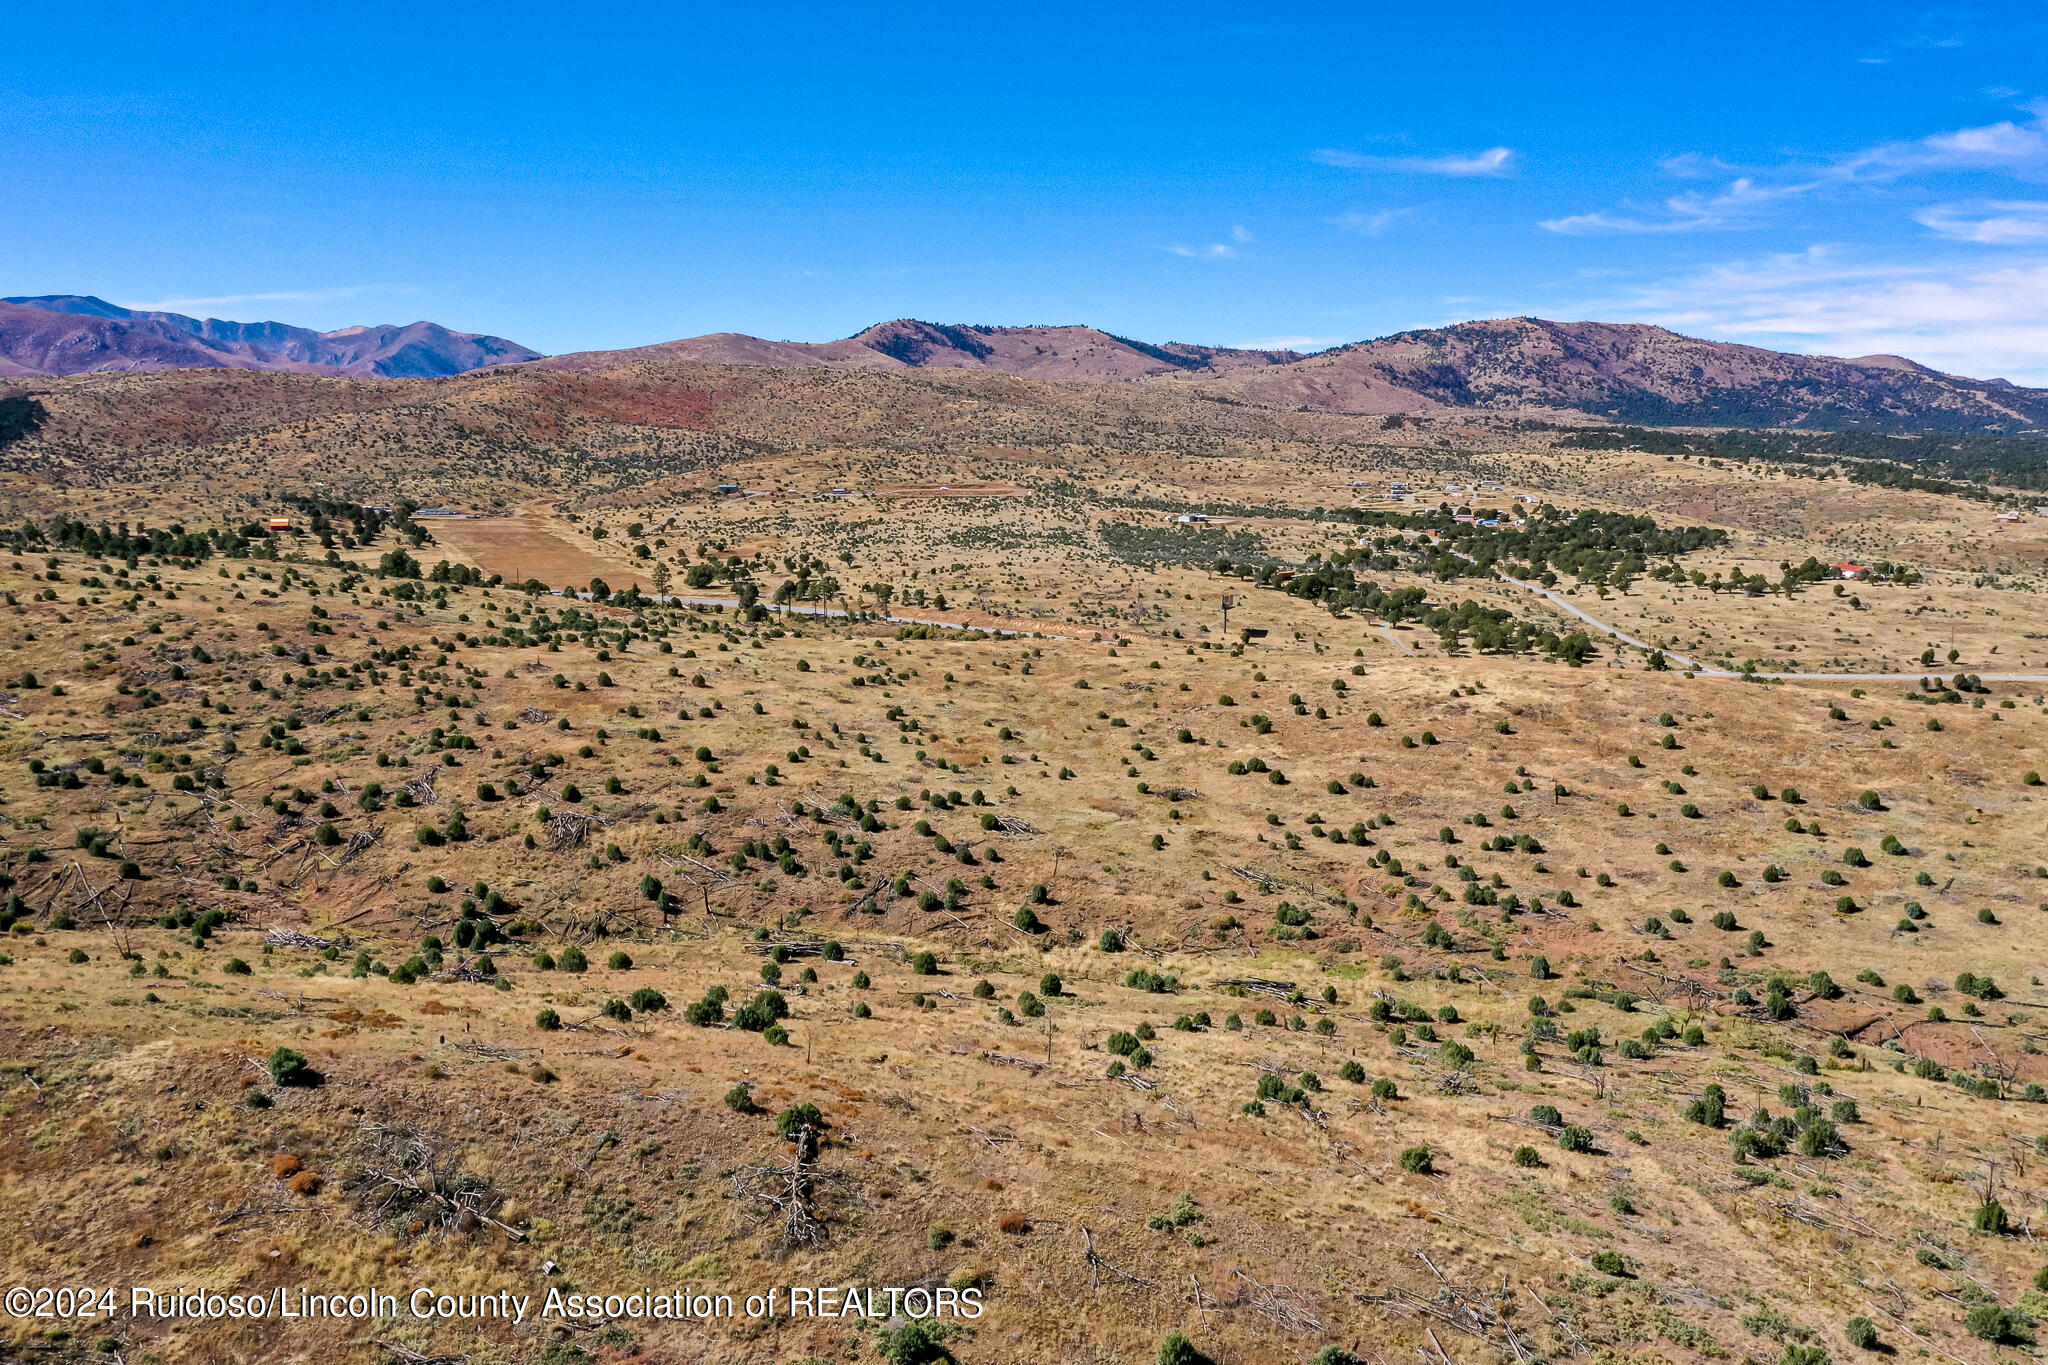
xmin=7 ymin=2 xmax=2048 ymax=379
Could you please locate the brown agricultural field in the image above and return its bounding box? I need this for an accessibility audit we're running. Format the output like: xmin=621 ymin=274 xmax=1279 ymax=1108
xmin=426 ymin=515 xmax=656 ymax=596
xmin=0 ymin=359 xmax=2044 ymax=1365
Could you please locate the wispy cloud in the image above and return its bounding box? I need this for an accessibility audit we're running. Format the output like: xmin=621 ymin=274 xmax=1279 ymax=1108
xmin=1836 ymin=105 xmax=2048 ymax=179
xmin=1916 ymin=200 xmax=2048 ymax=243
xmin=1236 ymin=334 xmax=1350 ymax=352
xmin=1545 ymin=105 xmax=2048 ymax=237
xmin=1315 ymin=146 xmax=1516 ymax=177
xmin=118 ymin=284 xmax=406 ymax=315
xmin=1158 ymin=226 xmax=1252 ymax=261
xmin=1540 ymin=177 xmax=1799 ymax=235
xmin=1656 ymin=152 xmax=1740 ymax=180
xmin=1590 ymin=245 xmax=2048 ymax=384
xmin=1330 ymin=207 xmax=1422 ymax=236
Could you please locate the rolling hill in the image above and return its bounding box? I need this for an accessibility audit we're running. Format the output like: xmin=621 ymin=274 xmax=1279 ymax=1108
xmin=1212 ymin=316 xmax=2048 ymax=432
xmin=531 ymin=318 xmax=1302 ymax=379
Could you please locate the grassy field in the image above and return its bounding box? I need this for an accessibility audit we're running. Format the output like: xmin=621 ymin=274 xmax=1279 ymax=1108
xmin=0 ymin=360 xmax=2045 ymax=1365
xmin=427 ymin=515 xmax=657 ymax=595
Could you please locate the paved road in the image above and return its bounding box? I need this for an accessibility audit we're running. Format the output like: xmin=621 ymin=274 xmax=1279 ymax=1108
xmin=1493 ymin=572 xmax=2048 ymax=684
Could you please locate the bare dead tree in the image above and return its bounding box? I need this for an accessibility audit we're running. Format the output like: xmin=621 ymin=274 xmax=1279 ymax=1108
xmin=1213 ymin=978 xmax=1300 ymax=1000
xmin=1968 ymin=1027 xmax=2018 ymax=1099
xmin=372 ymin=1341 xmax=470 ymax=1365
xmin=547 ymin=810 xmax=602 ymax=850
xmin=336 ymin=825 xmax=385 ymax=868
xmin=401 ymin=768 xmax=439 ymax=807
xmin=1080 ymin=1224 xmax=1155 ymax=1293
xmin=347 ymin=1121 xmax=525 ymax=1242
xmin=77 ymin=861 xmax=146 ymax=957
xmin=729 ymin=1124 xmax=843 ymax=1252
xmin=1226 ymin=1267 xmax=1323 ymax=1333
xmin=265 ymin=929 xmax=346 ymax=952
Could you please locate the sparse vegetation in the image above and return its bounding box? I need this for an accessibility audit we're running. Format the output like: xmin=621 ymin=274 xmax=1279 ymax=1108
xmin=0 ymin=353 xmax=2040 ymax=1365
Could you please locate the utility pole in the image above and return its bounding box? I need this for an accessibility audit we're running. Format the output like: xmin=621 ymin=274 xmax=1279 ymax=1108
xmin=1220 ymin=593 xmax=1234 ymax=634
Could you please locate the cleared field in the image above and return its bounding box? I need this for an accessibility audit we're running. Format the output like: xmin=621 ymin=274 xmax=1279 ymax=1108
xmin=426 ymin=514 xmax=652 ymax=592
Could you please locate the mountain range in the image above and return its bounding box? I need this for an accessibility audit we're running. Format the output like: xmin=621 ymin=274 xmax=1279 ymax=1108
xmin=4 ymin=294 xmax=2044 ymax=433
xmin=543 ymin=315 xmax=2048 ymax=433
xmin=0 ymin=296 xmax=539 ymax=379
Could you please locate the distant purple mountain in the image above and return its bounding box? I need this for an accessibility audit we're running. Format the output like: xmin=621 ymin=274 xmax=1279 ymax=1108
xmin=0 ymin=295 xmax=539 ymax=378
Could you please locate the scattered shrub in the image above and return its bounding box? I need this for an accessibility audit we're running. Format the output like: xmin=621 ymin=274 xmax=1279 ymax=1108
xmin=1156 ymin=1333 xmax=1212 ymax=1365
xmin=267 ymin=1047 xmax=313 ymax=1087
xmin=775 ymin=1102 xmax=824 ymax=1140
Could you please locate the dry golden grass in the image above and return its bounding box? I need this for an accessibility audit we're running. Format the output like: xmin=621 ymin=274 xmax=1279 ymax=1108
xmin=0 ymin=361 xmax=2044 ymax=1364
xmin=427 ymin=515 xmax=657 ymax=594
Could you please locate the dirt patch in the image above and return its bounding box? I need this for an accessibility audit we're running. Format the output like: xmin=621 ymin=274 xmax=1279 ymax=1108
xmin=428 ymin=515 xmax=650 ymax=593
xmin=323 ymin=1008 xmax=402 ymax=1029
xmin=874 ymin=482 xmax=1025 ymax=497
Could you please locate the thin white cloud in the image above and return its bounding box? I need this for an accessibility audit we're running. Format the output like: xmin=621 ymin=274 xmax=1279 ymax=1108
xmin=1916 ymin=200 xmax=2048 ymax=243
xmin=1236 ymin=334 xmax=1350 ymax=352
xmin=1158 ymin=242 xmax=1238 ymax=260
xmin=1330 ymin=207 xmax=1421 ymax=236
xmin=1315 ymin=146 xmax=1516 ymax=177
xmin=1594 ymin=246 xmax=2048 ymax=384
xmin=118 ymin=284 xmax=406 ymax=315
xmin=1540 ymin=177 xmax=1800 ymax=235
xmin=1422 ymin=147 xmax=1515 ymax=177
xmin=1155 ymin=227 xmax=1253 ymax=260
xmin=1837 ymin=107 xmax=2048 ymax=179
xmin=1656 ymin=152 xmax=1740 ymax=180
xmin=1547 ymin=105 xmax=2048 ymax=237
xmin=1539 ymin=212 xmax=1687 ymax=235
